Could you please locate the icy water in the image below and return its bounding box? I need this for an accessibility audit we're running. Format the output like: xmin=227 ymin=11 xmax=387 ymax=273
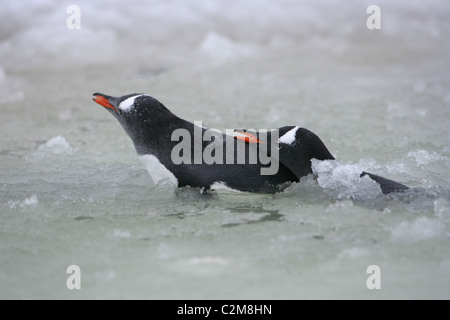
xmin=1 ymin=0 xmax=450 ymax=299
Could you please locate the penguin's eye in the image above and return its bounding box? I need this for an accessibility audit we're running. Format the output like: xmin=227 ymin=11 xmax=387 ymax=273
xmin=275 ymin=141 xmax=282 ymax=150
xmin=117 ymin=108 xmax=123 ymax=115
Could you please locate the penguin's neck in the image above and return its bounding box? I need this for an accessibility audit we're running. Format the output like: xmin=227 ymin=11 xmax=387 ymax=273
xmin=131 ymin=116 xmax=194 ymax=157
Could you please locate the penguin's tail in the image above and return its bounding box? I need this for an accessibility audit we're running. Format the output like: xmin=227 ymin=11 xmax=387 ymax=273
xmin=360 ymin=171 xmax=410 ymax=194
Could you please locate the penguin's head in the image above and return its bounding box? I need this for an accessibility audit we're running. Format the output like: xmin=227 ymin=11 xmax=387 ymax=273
xmin=276 ymin=126 xmax=335 ymax=179
xmin=93 ymin=92 xmax=172 ymax=117
xmin=93 ymin=93 xmax=177 ymax=153
xmin=93 ymin=92 xmax=175 ymax=124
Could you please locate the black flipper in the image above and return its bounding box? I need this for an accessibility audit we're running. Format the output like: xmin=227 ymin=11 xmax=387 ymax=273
xmin=360 ymin=171 xmax=410 ymax=194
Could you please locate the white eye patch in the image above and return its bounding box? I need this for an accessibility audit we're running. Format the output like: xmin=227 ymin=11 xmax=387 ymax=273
xmin=278 ymin=126 xmax=300 ymax=145
xmin=118 ymin=94 xmax=148 ymax=112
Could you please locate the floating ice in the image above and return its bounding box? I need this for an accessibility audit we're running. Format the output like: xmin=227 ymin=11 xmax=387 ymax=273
xmin=36 ymin=136 xmax=73 ymax=156
xmin=0 ymin=2 xmax=117 ymax=68
xmin=175 ymin=256 xmax=230 ymax=275
xmin=8 ymin=195 xmax=39 ymax=209
xmin=407 ymin=149 xmax=447 ymax=166
xmin=325 ymin=199 xmax=354 ymax=213
xmin=391 ymin=216 xmax=445 ymax=242
xmin=199 ymin=32 xmax=254 ymax=63
xmin=23 ymin=195 xmax=38 ymax=206
xmin=311 ymin=159 xmax=382 ymax=200
xmin=0 ymin=0 xmax=448 ymax=299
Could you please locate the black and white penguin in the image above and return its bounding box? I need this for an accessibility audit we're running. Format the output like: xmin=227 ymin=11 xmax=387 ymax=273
xmin=93 ymin=93 xmax=297 ymax=193
xmin=93 ymin=93 xmax=409 ymax=195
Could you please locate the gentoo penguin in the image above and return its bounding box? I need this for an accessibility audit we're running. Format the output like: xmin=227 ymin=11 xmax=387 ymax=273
xmin=234 ymin=126 xmax=410 ymax=194
xmin=93 ymin=93 xmax=297 ymax=193
xmin=93 ymin=93 xmax=409 ymax=194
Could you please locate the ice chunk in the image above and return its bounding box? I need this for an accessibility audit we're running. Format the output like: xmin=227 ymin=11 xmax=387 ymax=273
xmin=23 ymin=195 xmax=39 ymax=207
xmin=391 ymin=217 xmax=445 ymax=242
xmin=311 ymin=159 xmax=382 ymax=200
xmin=36 ymin=135 xmax=73 ymax=156
xmin=8 ymin=195 xmax=39 ymax=209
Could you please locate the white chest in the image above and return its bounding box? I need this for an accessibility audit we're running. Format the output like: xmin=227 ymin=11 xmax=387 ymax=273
xmin=139 ymin=154 xmax=178 ymax=187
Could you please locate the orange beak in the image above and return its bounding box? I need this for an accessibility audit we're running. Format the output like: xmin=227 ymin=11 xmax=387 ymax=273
xmin=93 ymin=95 xmax=118 ymax=113
xmin=234 ymin=131 xmax=266 ymax=144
